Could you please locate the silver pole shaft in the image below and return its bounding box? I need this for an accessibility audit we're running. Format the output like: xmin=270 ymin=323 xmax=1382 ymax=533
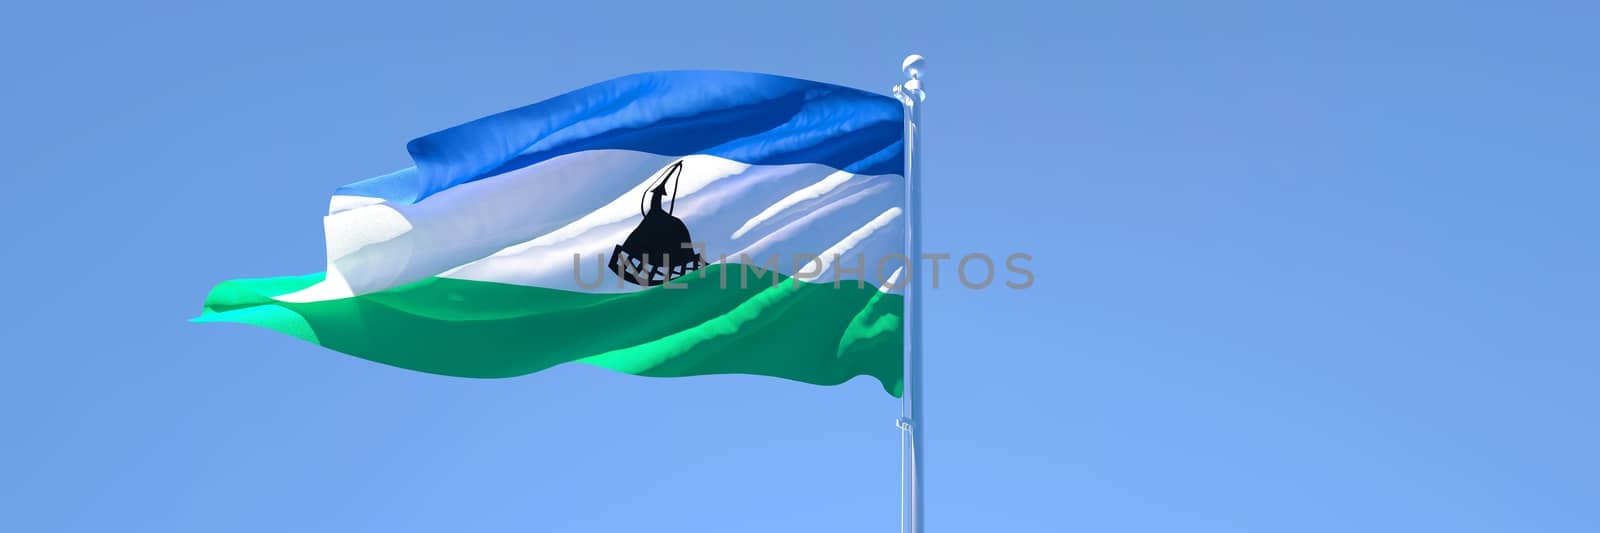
xmin=894 ymin=54 xmax=927 ymax=533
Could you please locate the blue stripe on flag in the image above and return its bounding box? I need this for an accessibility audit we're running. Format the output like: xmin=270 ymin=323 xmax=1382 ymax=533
xmin=337 ymin=71 xmax=904 ymax=205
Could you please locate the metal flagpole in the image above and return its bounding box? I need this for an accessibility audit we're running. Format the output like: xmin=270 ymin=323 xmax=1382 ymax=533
xmin=894 ymin=54 xmax=926 ymax=533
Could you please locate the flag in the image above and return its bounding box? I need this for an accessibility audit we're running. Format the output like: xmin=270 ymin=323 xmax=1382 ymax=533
xmin=197 ymin=71 xmax=907 ymax=396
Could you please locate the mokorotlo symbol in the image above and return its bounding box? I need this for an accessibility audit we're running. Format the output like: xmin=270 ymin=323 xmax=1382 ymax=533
xmin=608 ymin=160 xmax=705 ymax=286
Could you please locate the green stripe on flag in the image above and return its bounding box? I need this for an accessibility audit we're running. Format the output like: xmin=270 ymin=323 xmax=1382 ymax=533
xmin=196 ymin=264 xmax=903 ymax=396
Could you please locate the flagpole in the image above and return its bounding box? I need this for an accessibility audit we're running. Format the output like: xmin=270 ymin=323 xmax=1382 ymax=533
xmin=894 ymin=54 xmax=927 ymax=533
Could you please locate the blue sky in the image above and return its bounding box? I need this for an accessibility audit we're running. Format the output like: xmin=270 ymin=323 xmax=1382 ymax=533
xmin=2 ymin=1 xmax=1596 ymax=531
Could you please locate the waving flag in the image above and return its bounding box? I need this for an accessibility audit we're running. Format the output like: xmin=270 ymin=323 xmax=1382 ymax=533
xmin=197 ymin=71 xmax=907 ymax=396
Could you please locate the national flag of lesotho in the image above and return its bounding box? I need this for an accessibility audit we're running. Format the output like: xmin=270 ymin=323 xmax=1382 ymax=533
xmin=198 ymin=71 xmax=908 ymax=396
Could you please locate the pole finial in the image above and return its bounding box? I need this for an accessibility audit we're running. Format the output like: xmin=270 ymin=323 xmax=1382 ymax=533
xmin=902 ymin=54 xmax=926 ymax=80
xmin=895 ymin=54 xmax=927 ymax=104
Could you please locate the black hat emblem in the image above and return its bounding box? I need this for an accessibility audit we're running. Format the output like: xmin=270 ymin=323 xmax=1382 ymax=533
xmin=608 ymin=160 xmax=705 ymax=286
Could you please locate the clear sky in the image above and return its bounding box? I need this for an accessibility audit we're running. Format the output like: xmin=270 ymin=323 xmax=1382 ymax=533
xmin=2 ymin=1 xmax=1596 ymax=531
